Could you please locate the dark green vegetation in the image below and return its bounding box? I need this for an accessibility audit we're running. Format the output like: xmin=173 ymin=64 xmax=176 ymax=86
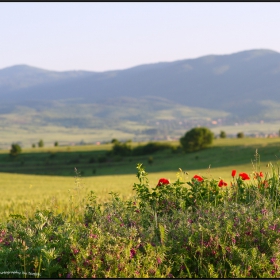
xmin=9 ymin=143 xmax=22 ymax=156
xmin=2 ymin=163 xmax=280 ymax=277
xmin=110 ymin=140 xmax=173 ymax=157
xmin=220 ymin=130 xmax=226 ymax=138
xmin=180 ymin=127 xmax=214 ymax=152
xmin=237 ymin=132 xmax=245 ymax=138
xmin=1 ymin=138 xmax=280 ymax=177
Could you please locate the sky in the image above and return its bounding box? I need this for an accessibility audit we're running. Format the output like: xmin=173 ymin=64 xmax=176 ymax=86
xmin=1 ymin=2 xmax=280 ymax=72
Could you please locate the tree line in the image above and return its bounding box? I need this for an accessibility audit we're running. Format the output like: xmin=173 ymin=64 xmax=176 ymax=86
xmin=8 ymin=127 xmax=276 ymax=157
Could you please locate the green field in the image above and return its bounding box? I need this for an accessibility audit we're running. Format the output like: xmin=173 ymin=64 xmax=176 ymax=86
xmin=1 ymin=137 xmax=280 ymax=221
xmin=2 ymin=137 xmax=280 ymax=277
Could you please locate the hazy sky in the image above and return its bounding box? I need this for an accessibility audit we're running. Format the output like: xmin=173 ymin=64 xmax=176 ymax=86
xmin=1 ymin=3 xmax=280 ymax=72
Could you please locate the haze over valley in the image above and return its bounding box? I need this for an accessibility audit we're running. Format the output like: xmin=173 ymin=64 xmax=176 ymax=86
xmin=1 ymin=49 xmax=280 ymax=148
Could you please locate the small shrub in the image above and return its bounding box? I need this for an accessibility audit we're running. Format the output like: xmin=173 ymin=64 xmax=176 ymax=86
xmin=10 ymin=143 xmax=22 ymax=156
xmin=237 ymin=132 xmax=244 ymax=138
xmin=220 ymin=130 xmax=226 ymax=138
xmin=38 ymin=139 xmax=44 ymax=148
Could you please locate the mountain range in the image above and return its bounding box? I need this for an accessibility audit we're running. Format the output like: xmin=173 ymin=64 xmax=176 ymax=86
xmin=1 ymin=49 xmax=280 ymax=147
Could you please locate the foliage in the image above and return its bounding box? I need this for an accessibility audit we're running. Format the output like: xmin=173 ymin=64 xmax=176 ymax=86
xmin=111 ymin=141 xmax=132 ymax=157
xmin=180 ymin=127 xmax=214 ymax=152
xmin=220 ymin=130 xmax=227 ymax=138
xmin=109 ymin=140 xmax=172 ymax=158
xmin=54 ymin=141 xmax=59 ymax=147
xmin=237 ymin=132 xmax=245 ymax=138
xmin=132 ymin=142 xmax=171 ymax=156
xmin=2 ymin=137 xmax=280 ymax=178
xmin=1 ymin=158 xmax=280 ymax=277
xmin=9 ymin=143 xmax=22 ymax=156
xmin=38 ymin=139 xmax=44 ymax=148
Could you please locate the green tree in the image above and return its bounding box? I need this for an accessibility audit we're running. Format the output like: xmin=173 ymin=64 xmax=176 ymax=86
xmin=54 ymin=141 xmax=58 ymax=147
xmin=111 ymin=138 xmax=119 ymax=144
xmin=180 ymin=127 xmax=214 ymax=152
xmin=220 ymin=131 xmax=227 ymax=138
xmin=237 ymin=132 xmax=244 ymax=138
xmin=10 ymin=143 xmax=22 ymax=156
xmin=112 ymin=141 xmax=132 ymax=156
xmin=38 ymin=139 xmax=44 ymax=148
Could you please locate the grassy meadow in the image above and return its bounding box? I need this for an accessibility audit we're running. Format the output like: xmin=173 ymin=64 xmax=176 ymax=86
xmin=0 ymin=135 xmax=280 ymax=278
xmin=1 ymin=137 xmax=280 ymax=221
xmin=2 ymin=137 xmax=280 ymax=277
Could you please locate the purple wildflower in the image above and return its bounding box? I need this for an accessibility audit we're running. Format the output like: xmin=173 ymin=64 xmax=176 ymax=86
xmin=130 ymin=248 xmax=136 ymax=258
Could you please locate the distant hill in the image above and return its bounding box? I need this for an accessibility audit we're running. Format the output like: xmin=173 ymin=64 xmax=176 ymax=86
xmin=1 ymin=49 xmax=280 ymax=148
xmin=1 ymin=49 xmax=280 ymax=119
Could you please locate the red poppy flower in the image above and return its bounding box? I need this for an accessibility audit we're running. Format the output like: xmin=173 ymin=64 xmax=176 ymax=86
xmin=218 ymin=179 xmax=228 ymax=187
xmin=232 ymin=170 xmax=236 ymax=177
xmin=239 ymin=172 xmax=250 ymax=180
xmin=254 ymin=172 xmax=263 ymax=179
xmin=157 ymin=178 xmax=170 ymax=186
xmin=193 ymin=175 xmax=203 ymax=182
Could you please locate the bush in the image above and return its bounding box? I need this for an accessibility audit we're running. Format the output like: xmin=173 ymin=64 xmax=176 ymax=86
xmin=132 ymin=142 xmax=171 ymax=156
xmin=38 ymin=139 xmax=44 ymax=148
xmin=220 ymin=130 xmax=226 ymax=138
xmin=10 ymin=143 xmax=22 ymax=156
xmin=111 ymin=138 xmax=119 ymax=144
xmin=54 ymin=141 xmax=58 ymax=147
xmin=112 ymin=141 xmax=132 ymax=157
xmin=237 ymin=132 xmax=244 ymax=138
xmin=180 ymin=127 xmax=214 ymax=152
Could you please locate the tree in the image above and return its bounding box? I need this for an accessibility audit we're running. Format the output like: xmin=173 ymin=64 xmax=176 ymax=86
xmin=111 ymin=138 xmax=119 ymax=144
xmin=220 ymin=131 xmax=227 ymax=138
xmin=10 ymin=143 xmax=22 ymax=156
xmin=54 ymin=141 xmax=58 ymax=147
xmin=112 ymin=141 xmax=132 ymax=156
xmin=38 ymin=139 xmax=44 ymax=148
xmin=180 ymin=127 xmax=214 ymax=153
xmin=237 ymin=132 xmax=244 ymax=138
